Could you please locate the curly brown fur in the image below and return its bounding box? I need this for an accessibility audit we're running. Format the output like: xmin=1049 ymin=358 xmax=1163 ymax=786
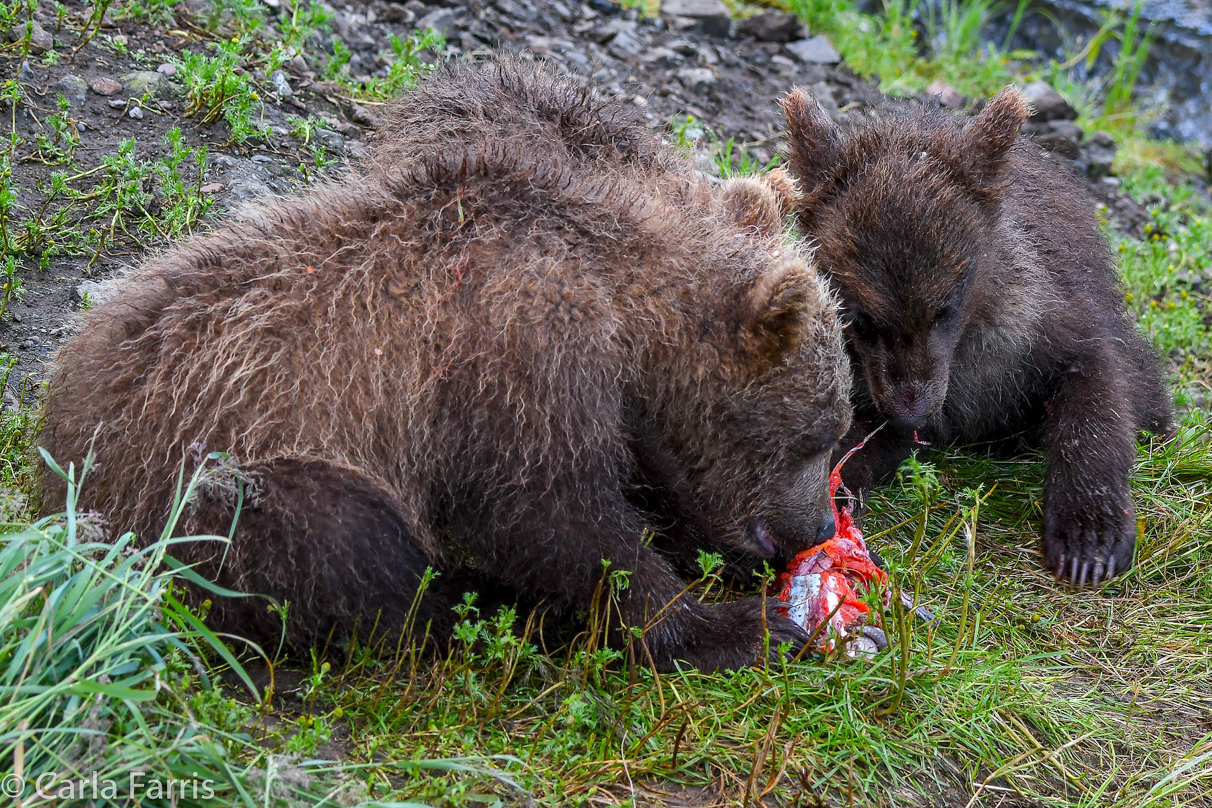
xmin=40 ymin=60 xmax=852 ymax=672
xmin=782 ymin=86 xmax=1172 ymax=588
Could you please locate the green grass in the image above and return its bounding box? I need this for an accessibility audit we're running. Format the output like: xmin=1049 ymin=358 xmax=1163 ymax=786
xmin=0 ymin=454 xmax=517 ymax=806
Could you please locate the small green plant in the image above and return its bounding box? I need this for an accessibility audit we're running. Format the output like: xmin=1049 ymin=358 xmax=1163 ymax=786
xmin=361 ymin=29 xmax=444 ymax=98
xmin=202 ymin=0 xmax=264 ymax=33
xmin=174 ymin=38 xmax=265 ymax=143
xmin=322 ymin=35 xmax=351 ymax=80
xmin=277 ymin=0 xmax=331 ymax=53
xmin=115 ymin=0 xmax=182 ymax=26
xmin=712 ymin=136 xmax=778 ymax=178
xmin=151 ymin=127 xmax=212 ymax=238
xmin=0 ymin=255 xmax=19 ymax=319
xmin=668 ymin=113 xmax=705 ymax=152
xmin=31 ymin=95 xmax=79 ymax=164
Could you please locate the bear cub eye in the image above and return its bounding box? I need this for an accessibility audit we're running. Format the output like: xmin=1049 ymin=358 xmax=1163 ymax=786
xmin=848 ymin=311 xmax=877 ymax=341
xmin=931 ymin=305 xmax=957 ymax=330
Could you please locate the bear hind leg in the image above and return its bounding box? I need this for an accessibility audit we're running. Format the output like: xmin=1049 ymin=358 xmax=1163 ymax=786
xmin=182 ymin=457 xmax=497 ymax=651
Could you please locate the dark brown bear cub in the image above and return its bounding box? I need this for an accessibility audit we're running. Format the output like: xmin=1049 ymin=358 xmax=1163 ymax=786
xmin=782 ymin=86 xmax=1172 ymax=587
xmin=39 ymin=61 xmax=853 ymax=672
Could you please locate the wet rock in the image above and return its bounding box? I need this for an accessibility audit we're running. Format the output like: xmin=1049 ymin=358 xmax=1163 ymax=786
xmin=736 ymin=10 xmax=806 ymax=43
xmin=676 ymin=67 xmax=715 ymax=94
xmin=7 ymin=19 xmax=53 ymax=53
xmin=1032 ymin=119 xmax=1083 ymax=159
xmin=809 ymin=81 xmax=842 ymax=120
xmin=121 ymin=71 xmax=165 ymax=97
xmin=89 ymin=76 xmax=123 ymax=96
xmin=315 ymin=128 xmax=346 ymax=153
xmin=786 ymin=35 xmax=841 ymax=64
xmin=770 ymin=54 xmax=799 ymax=74
xmin=590 ymin=18 xmax=633 ymax=43
xmin=661 ymin=0 xmax=731 ymax=38
xmin=587 ymin=0 xmax=622 ymax=13
xmin=1082 ymin=131 xmax=1118 ymax=180
xmin=639 ymin=46 xmax=679 ymax=68
xmin=54 ymin=74 xmax=89 ymax=106
xmin=350 ymin=103 xmax=377 ymax=127
xmin=270 ymin=70 xmax=294 ymax=99
xmin=1022 ymin=81 xmax=1076 ymax=122
xmin=608 ymin=27 xmax=645 ymax=58
xmin=76 ymin=280 xmax=120 ymax=308
xmin=926 ymin=80 xmax=964 ymax=109
xmin=417 ymin=7 xmax=458 ymax=37
xmin=666 ymin=37 xmax=698 ymax=55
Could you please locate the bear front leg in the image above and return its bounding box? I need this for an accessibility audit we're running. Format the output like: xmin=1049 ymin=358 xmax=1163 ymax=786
xmin=452 ymin=485 xmax=810 ymax=673
xmin=832 ymin=415 xmax=919 ymax=510
xmin=1040 ymin=355 xmax=1139 ymax=587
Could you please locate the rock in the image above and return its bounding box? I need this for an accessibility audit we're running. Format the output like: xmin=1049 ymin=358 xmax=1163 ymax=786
xmin=736 ymin=11 xmax=805 ymax=43
xmin=8 ymin=19 xmax=53 ymax=53
xmin=1031 ymin=119 xmax=1083 ymax=160
xmin=639 ymin=46 xmax=679 ymax=68
xmin=270 ymin=70 xmax=293 ymax=99
xmin=608 ymin=27 xmax=645 ymax=58
xmin=1082 ymin=131 xmax=1118 ymax=180
xmin=590 ymin=18 xmax=633 ymax=43
xmin=770 ymin=54 xmax=798 ymax=74
xmin=199 ymin=182 xmax=224 ymax=194
xmin=315 ymin=128 xmax=345 ymax=153
xmin=786 ymin=35 xmax=840 ymax=64
xmin=1022 ymin=81 xmax=1076 ymax=122
xmin=926 ymin=80 xmax=964 ymax=109
xmin=660 ymin=0 xmax=731 ymax=38
xmin=75 ymin=280 xmax=119 ymax=307
xmin=54 ymin=74 xmax=89 ymax=106
xmin=89 ymin=76 xmax=123 ymax=96
xmin=16 ymin=58 xmax=35 ymax=83
xmin=666 ymin=37 xmax=698 ymax=55
xmin=416 ymin=7 xmax=457 ymax=37
xmin=108 ymin=99 xmax=126 ymax=109
xmin=676 ymin=67 xmax=715 ymax=94
xmin=350 ymin=103 xmax=377 ymax=127
xmin=809 ymin=81 xmax=842 ymax=120
xmin=157 ymin=62 xmax=177 ymax=77
xmin=121 ymin=71 xmax=165 ymax=96
xmin=127 ymin=104 xmax=143 ymax=120
xmin=588 ymin=0 xmax=622 ymax=14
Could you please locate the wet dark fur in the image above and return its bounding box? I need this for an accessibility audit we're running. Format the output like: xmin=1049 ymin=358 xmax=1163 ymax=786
xmin=39 ymin=61 xmax=852 ymax=672
xmin=782 ymin=87 xmax=1172 ymax=586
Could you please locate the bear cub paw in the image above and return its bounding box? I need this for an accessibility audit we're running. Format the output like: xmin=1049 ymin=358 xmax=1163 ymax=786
xmin=1042 ymin=482 xmax=1136 ymax=588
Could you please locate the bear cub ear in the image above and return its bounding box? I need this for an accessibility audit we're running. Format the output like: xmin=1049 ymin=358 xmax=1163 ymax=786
xmin=965 ymin=86 xmax=1030 ymax=188
xmin=740 ymin=260 xmax=819 ymax=370
xmin=719 ymin=168 xmax=800 ymax=235
xmin=780 ymin=88 xmax=841 ymax=208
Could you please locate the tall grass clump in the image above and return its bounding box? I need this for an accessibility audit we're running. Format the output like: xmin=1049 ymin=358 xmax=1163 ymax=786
xmin=0 ymin=453 xmax=510 ymax=807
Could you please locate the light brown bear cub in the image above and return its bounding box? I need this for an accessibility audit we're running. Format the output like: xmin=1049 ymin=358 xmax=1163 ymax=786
xmin=40 ymin=61 xmax=852 ymax=672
